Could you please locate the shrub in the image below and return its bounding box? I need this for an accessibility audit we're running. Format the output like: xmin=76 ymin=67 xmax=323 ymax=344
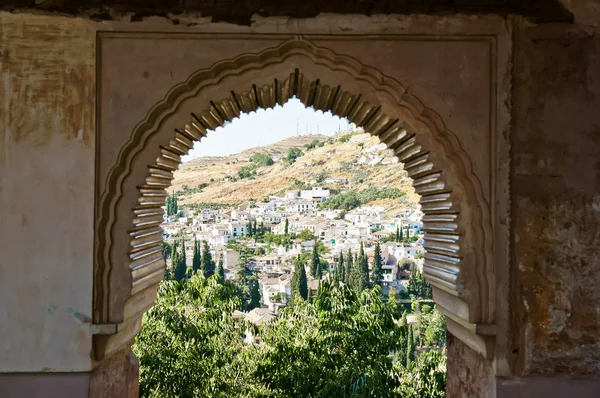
xmin=251 ymin=153 xmax=274 ymax=166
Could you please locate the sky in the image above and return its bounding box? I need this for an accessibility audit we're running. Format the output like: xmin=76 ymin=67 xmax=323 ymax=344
xmin=182 ymin=98 xmax=352 ymax=161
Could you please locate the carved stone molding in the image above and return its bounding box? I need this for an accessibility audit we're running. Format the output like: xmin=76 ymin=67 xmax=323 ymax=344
xmin=94 ymin=37 xmax=497 ymax=361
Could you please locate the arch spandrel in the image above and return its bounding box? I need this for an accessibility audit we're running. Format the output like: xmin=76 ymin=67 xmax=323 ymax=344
xmin=94 ymin=38 xmax=495 ymax=362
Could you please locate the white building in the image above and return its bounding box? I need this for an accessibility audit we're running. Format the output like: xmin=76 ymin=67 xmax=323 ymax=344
xmin=228 ymin=222 xmax=248 ymax=238
xmin=300 ymin=187 xmax=330 ymax=202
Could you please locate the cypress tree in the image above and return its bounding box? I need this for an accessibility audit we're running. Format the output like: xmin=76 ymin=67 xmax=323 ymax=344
xmin=162 ymin=241 xmax=172 ymax=280
xmin=169 ymin=241 xmax=178 ymax=279
xmin=371 ymin=242 xmax=383 ymax=287
xmin=292 ymin=255 xmax=308 ymax=301
xmin=350 ymin=256 xmax=364 ymax=293
xmin=284 ymin=218 xmax=289 ymax=235
xmin=247 ymin=219 xmax=253 ymax=237
xmin=406 ymin=324 xmax=416 ymax=366
xmin=192 ymin=237 xmax=201 ymax=274
xmin=253 ymin=219 xmax=258 ymax=237
xmin=249 ymin=278 xmax=261 ymax=310
xmin=336 ymin=250 xmax=344 ymax=282
xmin=344 ymin=249 xmax=353 ymax=284
xmin=259 ymin=221 xmax=265 ymax=237
xmin=201 ymin=240 xmax=215 ymax=279
xmin=307 ymin=287 xmax=313 ymax=303
xmin=395 ymin=226 xmax=401 ymax=242
xmin=173 ymin=238 xmax=187 ymax=281
xmin=310 ymin=239 xmax=321 ymax=279
xmin=217 ymin=259 xmax=225 ymax=284
xmin=359 ymin=242 xmax=369 ymax=289
xmin=398 ymin=322 xmax=408 ymax=367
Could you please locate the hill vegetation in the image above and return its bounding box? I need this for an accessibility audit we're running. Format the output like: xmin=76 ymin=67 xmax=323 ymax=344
xmin=172 ymin=130 xmax=418 ymax=214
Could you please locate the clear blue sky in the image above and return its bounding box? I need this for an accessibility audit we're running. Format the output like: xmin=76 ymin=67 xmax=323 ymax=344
xmin=183 ymin=98 xmax=351 ymax=161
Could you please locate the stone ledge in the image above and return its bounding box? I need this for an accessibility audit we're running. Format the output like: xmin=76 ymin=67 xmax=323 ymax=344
xmin=497 ymin=376 xmax=600 ymax=398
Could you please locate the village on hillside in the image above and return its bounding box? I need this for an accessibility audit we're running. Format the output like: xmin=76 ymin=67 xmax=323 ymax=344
xmin=161 ymin=185 xmax=425 ymax=318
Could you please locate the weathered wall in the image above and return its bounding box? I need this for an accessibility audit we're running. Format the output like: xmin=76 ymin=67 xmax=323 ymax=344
xmin=511 ymin=3 xmax=600 ymax=375
xmin=0 ymin=12 xmax=96 ymax=371
xmin=446 ymin=333 xmax=495 ymax=397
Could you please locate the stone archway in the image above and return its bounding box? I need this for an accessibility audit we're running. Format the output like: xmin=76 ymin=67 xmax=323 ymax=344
xmin=93 ymin=36 xmax=499 ymax=381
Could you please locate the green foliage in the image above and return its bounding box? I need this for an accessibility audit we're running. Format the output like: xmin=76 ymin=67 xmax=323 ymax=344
xmin=284 ymin=218 xmax=289 ymax=235
xmin=161 ymin=241 xmax=172 ymax=280
xmin=249 ymin=278 xmax=261 ymax=310
xmin=371 ymin=242 xmax=384 ymax=287
xmin=344 ymin=248 xmax=353 ymax=284
xmin=135 ymin=275 xmax=447 ymax=398
xmin=282 ymin=147 xmax=303 ymax=165
xmin=133 ymin=276 xmax=251 ymax=398
xmin=165 ymin=193 xmax=178 ymax=216
xmin=338 ymin=134 xmax=351 ymax=143
xmin=297 ymin=228 xmax=315 ymax=241
xmin=407 ymin=270 xmax=433 ymax=300
xmin=304 ymin=138 xmax=325 ymax=151
xmin=192 ymin=238 xmax=201 ymax=274
xmin=314 ymin=170 xmax=328 ymax=184
xmin=201 ymin=240 xmax=215 ymax=279
xmin=291 ymin=255 xmax=308 ymax=302
xmin=310 ymin=239 xmax=322 ymax=279
xmin=238 ymin=164 xmax=257 ymax=179
xmin=406 ymin=324 xmax=416 ymax=367
xmin=252 ymin=280 xmax=404 ymax=396
xmin=334 ymin=250 xmax=344 ymax=282
xmin=173 ymin=238 xmax=187 ymax=281
xmin=395 ymin=350 xmax=447 ymax=398
xmin=419 ymin=307 xmax=447 ymax=347
xmin=183 ymin=202 xmax=233 ymax=211
xmin=251 ymin=153 xmax=274 ymax=166
xmin=217 ymin=259 xmax=225 ymax=285
xmin=325 ymin=188 xmax=406 ymax=212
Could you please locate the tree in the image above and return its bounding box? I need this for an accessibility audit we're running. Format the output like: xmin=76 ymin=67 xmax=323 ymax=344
xmin=165 ymin=192 xmax=178 ymax=217
xmin=192 ymin=237 xmax=201 ymax=274
xmin=216 ymin=259 xmax=225 ymax=284
xmin=406 ymin=324 xmax=416 ymax=367
xmin=350 ymin=242 xmax=369 ymax=293
xmin=161 ymin=241 xmax=172 ymax=280
xmin=371 ymin=242 xmax=383 ymax=287
xmin=173 ymin=238 xmax=187 ymax=281
xmin=297 ymin=228 xmax=314 ymax=241
xmin=344 ymin=249 xmax=353 ymax=284
xmin=249 ymin=278 xmax=261 ymax=310
xmin=395 ymin=226 xmax=401 ymax=242
xmin=251 ymin=153 xmax=274 ymax=166
xmin=309 ymin=239 xmax=321 ymax=279
xmin=247 ymin=219 xmax=253 ymax=237
xmin=284 ymin=218 xmax=289 ymax=235
xmin=407 ymin=269 xmax=433 ymax=299
xmin=419 ymin=306 xmax=447 ymax=347
xmin=396 ymin=349 xmax=447 ymax=398
xmin=335 ymin=250 xmax=344 ymax=282
xmin=283 ymin=147 xmax=303 ymax=165
xmin=291 ymin=255 xmax=308 ymax=302
xmin=201 ymin=240 xmax=215 ymax=279
xmin=397 ymin=316 xmax=408 ymax=367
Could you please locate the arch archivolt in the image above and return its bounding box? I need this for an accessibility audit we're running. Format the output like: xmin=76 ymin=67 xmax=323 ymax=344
xmin=93 ymin=38 xmax=496 ymax=362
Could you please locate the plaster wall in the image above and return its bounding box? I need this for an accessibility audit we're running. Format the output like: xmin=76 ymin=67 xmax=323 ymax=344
xmin=1 ymin=2 xmax=600 ymax=391
xmin=446 ymin=333 xmax=494 ymax=397
xmin=0 ymin=13 xmax=96 ymax=371
xmin=511 ymin=4 xmax=600 ymax=375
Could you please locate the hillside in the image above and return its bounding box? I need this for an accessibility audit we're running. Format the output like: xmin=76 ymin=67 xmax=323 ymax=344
xmin=171 ymin=130 xmax=419 ymax=214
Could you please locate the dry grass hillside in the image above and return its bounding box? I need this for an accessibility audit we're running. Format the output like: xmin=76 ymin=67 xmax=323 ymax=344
xmin=172 ymin=130 xmax=419 ymax=214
